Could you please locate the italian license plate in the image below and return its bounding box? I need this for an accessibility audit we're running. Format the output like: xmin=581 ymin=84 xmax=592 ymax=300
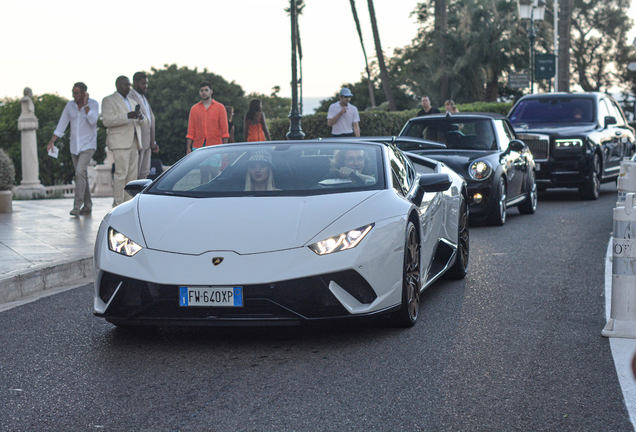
xmin=179 ymin=287 xmax=243 ymax=307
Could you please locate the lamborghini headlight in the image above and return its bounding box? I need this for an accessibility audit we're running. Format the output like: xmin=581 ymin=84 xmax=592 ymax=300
xmin=468 ymin=159 xmax=492 ymax=181
xmin=108 ymin=227 xmax=142 ymax=257
xmin=308 ymin=224 xmax=374 ymax=255
xmin=555 ymin=139 xmax=583 ymax=148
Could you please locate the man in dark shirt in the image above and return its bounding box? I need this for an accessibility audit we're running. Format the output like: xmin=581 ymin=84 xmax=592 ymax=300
xmin=416 ymin=95 xmax=441 ymax=116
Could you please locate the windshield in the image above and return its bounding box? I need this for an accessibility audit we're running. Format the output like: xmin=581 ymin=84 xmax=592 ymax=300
xmin=401 ymin=118 xmax=497 ymax=150
xmin=509 ymin=98 xmax=595 ymax=124
xmin=145 ymin=143 xmax=385 ymax=198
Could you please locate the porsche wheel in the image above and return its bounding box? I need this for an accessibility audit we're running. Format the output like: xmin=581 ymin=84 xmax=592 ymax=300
xmin=579 ymin=153 xmax=600 ymax=200
xmin=447 ymin=198 xmax=469 ymax=279
xmin=391 ymin=221 xmax=420 ymax=327
xmin=487 ymin=177 xmax=507 ymax=226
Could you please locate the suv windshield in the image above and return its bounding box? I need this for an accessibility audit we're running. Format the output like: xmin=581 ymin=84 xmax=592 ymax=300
xmin=145 ymin=143 xmax=384 ymax=198
xmin=509 ymin=98 xmax=595 ymax=124
xmin=401 ymin=118 xmax=497 ymax=150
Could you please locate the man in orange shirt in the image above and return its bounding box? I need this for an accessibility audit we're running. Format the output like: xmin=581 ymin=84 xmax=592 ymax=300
xmin=186 ymin=81 xmax=229 ymax=154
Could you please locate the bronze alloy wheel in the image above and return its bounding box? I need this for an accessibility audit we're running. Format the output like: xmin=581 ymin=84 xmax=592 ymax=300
xmin=447 ymin=198 xmax=469 ymax=279
xmin=391 ymin=221 xmax=421 ymax=327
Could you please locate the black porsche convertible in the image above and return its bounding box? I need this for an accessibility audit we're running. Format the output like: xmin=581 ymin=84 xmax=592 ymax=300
xmin=397 ymin=113 xmax=537 ymax=226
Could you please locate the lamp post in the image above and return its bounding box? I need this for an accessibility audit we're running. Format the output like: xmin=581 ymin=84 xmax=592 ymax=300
xmin=518 ymin=0 xmax=546 ymax=94
xmin=286 ymin=0 xmax=305 ymax=140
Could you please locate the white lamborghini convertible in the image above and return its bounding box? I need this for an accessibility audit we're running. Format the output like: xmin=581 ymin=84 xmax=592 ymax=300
xmin=93 ymin=139 xmax=468 ymax=327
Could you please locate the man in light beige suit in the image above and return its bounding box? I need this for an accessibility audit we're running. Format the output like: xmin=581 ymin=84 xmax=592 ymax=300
xmin=129 ymin=71 xmax=159 ymax=179
xmin=102 ymin=76 xmax=148 ymax=207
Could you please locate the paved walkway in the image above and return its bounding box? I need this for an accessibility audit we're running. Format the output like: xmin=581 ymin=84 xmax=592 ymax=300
xmin=0 ymin=197 xmax=112 ymax=303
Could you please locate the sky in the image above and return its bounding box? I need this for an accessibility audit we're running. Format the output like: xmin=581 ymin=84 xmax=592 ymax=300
xmin=1 ymin=0 xmax=421 ymax=107
xmin=2 ymin=0 xmax=636 ymax=109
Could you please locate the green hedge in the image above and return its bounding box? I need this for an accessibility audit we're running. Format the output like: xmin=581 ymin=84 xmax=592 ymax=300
xmin=268 ymin=102 xmax=513 ymax=140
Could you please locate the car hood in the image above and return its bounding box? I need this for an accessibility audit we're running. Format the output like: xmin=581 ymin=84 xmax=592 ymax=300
xmin=511 ymin=123 xmax=597 ymax=136
xmin=136 ymin=192 xmax=379 ymax=255
xmin=410 ymin=149 xmax=498 ymax=173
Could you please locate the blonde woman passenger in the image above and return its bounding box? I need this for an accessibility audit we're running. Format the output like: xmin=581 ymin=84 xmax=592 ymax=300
xmin=244 ymin=150 xmax=278 ymax=191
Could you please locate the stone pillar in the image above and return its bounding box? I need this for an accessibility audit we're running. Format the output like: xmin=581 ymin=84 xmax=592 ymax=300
xmin=90 ymin=148 xmax=114 ymax=197
xmin=14 ymin=87 xmax=45 ymax=199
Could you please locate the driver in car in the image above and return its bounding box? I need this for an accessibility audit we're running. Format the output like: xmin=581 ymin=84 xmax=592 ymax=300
xmin=329 ymin=149 xmax=375 ymax=185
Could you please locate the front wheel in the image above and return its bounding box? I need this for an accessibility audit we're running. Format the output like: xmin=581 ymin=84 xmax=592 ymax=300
xmin=447 ymin=197 xmax=469 ymax=279
xmin=391 ymin=222 xmax=421 ymax=327
xmin=579 ymin=153 xmax=600 ymax=200
xmin=487 ymin=177 xmax=507 ymax=226
xmin=518 ymin=171 xmax=538 ymax=215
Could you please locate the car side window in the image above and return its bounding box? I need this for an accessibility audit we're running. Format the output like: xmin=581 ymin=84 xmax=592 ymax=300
xmin=388 ymin=146 xmax=414 ymax=196
xmin=598 ymin=99 xmax=611 ymax=123
xmin=494 ymin=120 xmax=512 ymax=151
xmin=610 ymin=100 xmax=627 ymax=126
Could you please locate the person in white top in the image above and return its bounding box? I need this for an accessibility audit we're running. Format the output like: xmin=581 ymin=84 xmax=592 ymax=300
xmin=47 ymin=82 xmax=99 ymax=216
xmin=327 ymin=88 xmax=361 ymax=137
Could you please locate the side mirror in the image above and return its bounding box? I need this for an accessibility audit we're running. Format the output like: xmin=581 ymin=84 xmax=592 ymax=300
xmin=508 ymin=139 xmax=526 ymax=153
xmin=605 ymin=116 xmax=617 ymax=127
xmin=419 ymin=173 xmax=453 ymax=192
xmin=412 ymin=174 xmax=452 ymax=206
xmin=124 ymin=179 xmax=152 ymax=197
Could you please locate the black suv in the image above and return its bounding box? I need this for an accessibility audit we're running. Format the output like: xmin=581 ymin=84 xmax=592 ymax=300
xmin=508 ymin=92 xmax=635 ymax=199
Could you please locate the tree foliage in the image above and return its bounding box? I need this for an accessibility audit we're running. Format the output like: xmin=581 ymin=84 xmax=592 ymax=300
xmin=570 ymin=0 xmax=633 ymax=91
xmin=271 ymin=101 xmax=512 ymax=139
xmin=392 ymin=0 xmax=530 ymax=104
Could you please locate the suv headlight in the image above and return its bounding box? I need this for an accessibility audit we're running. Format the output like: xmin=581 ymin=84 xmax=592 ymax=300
xmin=108 ymin=228 xmax=142 ymax=257
xmin=555 ymin=139 xmax=583 ymax=148
xmin=468 ymin=160 xmax=492 ymax=181
xmin=308 ymin=224 xmax=374 ymax=255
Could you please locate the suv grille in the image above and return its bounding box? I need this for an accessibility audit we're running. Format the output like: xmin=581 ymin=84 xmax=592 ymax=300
xmin=518 ymin=134 xmax=549 ymax=161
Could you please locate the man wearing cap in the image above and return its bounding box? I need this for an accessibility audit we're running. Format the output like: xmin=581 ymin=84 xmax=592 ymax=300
xmin=327 ymin=88 xmax=360 ymax=137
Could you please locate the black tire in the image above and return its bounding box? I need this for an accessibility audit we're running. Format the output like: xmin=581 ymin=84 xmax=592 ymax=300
xmin=447 ymin=197 xmax=469 ymax=279
xmin=391 ymin=221 xmax=421 ymax=327
xmin=579 ymin=153 xmax=600 ymax=200
xmin=518 ymin=171 xmax=538 ymax=215
xmin=486 ymin=177 xmax=507 ymax=226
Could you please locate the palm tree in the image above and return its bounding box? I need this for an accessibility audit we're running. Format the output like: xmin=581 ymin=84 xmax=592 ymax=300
xmin=285 ymin=0 xmax=306 ymax=113
xmin=434 ymin=0 xmax=449 ymax=100
xmin=367 ymin=0 xmax=396 ymax=111
xmin=349 ymin=0 xmax=376 ymax=107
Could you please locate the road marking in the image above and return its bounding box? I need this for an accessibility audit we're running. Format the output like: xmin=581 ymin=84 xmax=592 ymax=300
xmin=605 ymin=238 xmax=636 ymax=428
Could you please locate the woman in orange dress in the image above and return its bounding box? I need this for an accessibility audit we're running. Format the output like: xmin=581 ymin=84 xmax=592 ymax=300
xmin=244 ymin=99 xmax=271 ymax=142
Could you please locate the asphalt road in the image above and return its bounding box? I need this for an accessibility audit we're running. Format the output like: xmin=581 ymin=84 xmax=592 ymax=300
xmin=0 ymin=183 xmax=633 ymax=431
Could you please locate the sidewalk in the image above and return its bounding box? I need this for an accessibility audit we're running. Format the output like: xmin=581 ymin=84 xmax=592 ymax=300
xmin=0 ymin=197 xmax=112 ymax=303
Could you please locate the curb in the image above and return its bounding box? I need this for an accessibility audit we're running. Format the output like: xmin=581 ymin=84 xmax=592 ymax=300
xmin=0 ymin=256 xmax=94 ymax=304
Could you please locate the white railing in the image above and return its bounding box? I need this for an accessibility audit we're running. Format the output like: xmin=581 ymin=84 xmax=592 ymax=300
xmin=43 ymin=184 xmax=75 ymax=198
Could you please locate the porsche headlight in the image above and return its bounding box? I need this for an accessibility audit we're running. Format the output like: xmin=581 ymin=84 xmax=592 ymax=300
xmin=555 ymin=139 xmax=583 ymax=148
xmin=468 ymin=160 xmax=492 ymax=181
xmin=108 ymin=227 xmax=142 ymax=257
xmin=308 ymin=224 xmax=374 ymax=255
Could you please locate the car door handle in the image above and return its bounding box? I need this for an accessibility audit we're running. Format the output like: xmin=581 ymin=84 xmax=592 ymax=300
xmin=616 ymin=131 xmax=623 ymax=137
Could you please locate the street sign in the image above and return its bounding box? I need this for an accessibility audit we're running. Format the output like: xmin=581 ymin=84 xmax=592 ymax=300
xmin=509 ymin=72 xmax=529 ymax=89
xmin=535 ymin=54 xmax=556 ymax=80
xmin=628 ymin=62 xmax=636 ymax=72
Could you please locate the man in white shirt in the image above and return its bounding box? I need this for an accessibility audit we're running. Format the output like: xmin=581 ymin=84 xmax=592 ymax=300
xmin=327 ymin=88 xmax=361 ymax=137
xmin=47 ymin=82 xmax=99 ymax=216
xmin=129 ymin=71 xmax=159 ymax=179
